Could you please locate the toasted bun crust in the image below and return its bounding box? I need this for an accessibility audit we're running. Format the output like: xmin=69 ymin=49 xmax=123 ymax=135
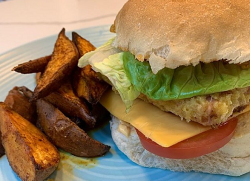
xmin=110 ymin=111 xmax=250 ymax=176
xmin=112 ymin=0 xmax=250 ymax=73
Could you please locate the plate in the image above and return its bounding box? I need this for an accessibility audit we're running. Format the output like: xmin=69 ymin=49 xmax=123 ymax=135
xmin=0 ymin=25 xmax=249 ymax=181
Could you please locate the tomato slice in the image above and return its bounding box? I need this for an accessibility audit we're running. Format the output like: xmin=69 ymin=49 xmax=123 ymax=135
xmin=136 ymin=117 xmax=238 ymax=159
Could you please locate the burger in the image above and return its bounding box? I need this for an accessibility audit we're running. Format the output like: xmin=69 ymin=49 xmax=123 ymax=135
xmin=78 ymin=0 xmax=250 ymax=176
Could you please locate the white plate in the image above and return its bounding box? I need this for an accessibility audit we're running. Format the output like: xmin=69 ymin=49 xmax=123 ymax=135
xmin=0 ymin=25 xmax=249 ymax=181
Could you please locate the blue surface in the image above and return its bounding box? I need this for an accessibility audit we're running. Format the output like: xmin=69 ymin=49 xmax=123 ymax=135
xmin=0 ymin=25 xmax=249 ymax=181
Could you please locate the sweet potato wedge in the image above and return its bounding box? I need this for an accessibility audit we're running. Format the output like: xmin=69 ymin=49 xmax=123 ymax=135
xmin=0 ymin=102 xmax=60 ymax=181
xmin=73 ymin=65 xmax=110 ymax=104
xmin=12 ymin=55 xmax=51 ymax=74
xmin=45 ymin=80 xmax=96 ymax=128
xmin=4 ymin=86 xmax=36 ymax=124
xmin=91 ymin=103 xmax=110 ymax=126
xmin=72 ymin=32 xmax=109 ymax=104
xmin=32 ymin=28 xmax=79 ymax=100
xmin=0 ymin=133 xmax=4 ymax=157
xmin=0 ymin=86 xmax=36 ymax=159
xmin=17 ymin=86 xmax=33 ymax=99
xmin=36 ymin=99 xmax=110 ymax=157
xmin=72 ymin=65 xmax=110 ymax=105
xmin=36 ymin=72 xmax=42 ymax=83
xmin=72 ymin=32 xmax=96 ymax=57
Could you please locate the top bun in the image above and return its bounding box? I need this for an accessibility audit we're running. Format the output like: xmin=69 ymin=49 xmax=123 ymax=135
xmin=112 ymin=0 xmax=250 ymax=73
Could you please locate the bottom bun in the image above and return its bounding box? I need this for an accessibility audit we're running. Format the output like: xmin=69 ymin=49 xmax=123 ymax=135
xmin=110 ymin=111 xmax=250 ymax=176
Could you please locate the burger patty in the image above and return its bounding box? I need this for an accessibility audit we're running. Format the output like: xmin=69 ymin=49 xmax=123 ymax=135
xmin=139 ymin=87 xmax=250 ymax=126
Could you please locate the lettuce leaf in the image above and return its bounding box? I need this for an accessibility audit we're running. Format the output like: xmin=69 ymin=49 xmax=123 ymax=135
xmin=123 ymin=52 xmax=250 ymax=100
xmin=78 ymin=38 xmax=119 ymax=68
xmin=78 ymin=40 xmax=140 ymax=109
xmin=79 ymin=38 xmax=250 ymax=106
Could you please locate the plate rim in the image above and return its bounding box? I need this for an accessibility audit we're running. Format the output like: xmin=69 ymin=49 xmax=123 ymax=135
xmin=0 ymin=24 xmax=112 ymax=57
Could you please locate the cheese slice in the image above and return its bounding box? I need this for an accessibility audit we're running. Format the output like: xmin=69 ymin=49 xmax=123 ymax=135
xmin=100 ymin=89 xmax=211 ymax=147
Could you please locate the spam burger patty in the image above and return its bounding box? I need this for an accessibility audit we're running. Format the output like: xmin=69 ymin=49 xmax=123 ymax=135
xmin=140 ymin=87 xmax=250 ymax=126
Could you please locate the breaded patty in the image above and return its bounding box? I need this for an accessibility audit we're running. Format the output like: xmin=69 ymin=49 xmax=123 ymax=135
xmin=139 ymin=87 xmax=250 ymax=126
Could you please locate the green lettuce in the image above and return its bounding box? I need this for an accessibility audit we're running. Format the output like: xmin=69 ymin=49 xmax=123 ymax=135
xmin=123 ymin=52 xmax=250 ymax=100
xmin=78 ymin=40 xmax=140 ymax=109
xmin=79 ymin=38 xmax=250 ymax=107
xmin=78 ymin=38 xmax=119 ymax=68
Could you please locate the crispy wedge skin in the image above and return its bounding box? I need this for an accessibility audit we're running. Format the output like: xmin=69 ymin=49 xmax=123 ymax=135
xmin=32 ymin=28 xmax=79 ymax=100
xmin=0 ymin=103 xmax=60 ymax=181
xmin=91 ymin=103 xmax=110 ymax=126
xmin=12 ymin=55 xmax=51 ymax=74
xmin=35 ymin=72 xmax=42 ymax=84
xmin=73 ymin=65 xmax=109 ymax=104
xmin=4 ymin=86 xmax=36 ymax=124
xmin=72 ymin=32 xmax=96 ymax=57
xmin=36 ymin=99 xmax=110 ymax=157
xmin=45 ymin=80 xmax=96 ymax=128
xmin=72 ymin=32 xmax=95 ymax=57
xmin=72 ymin=32 xmax=109 ymax=104
xmin=0 ymin=132 xmax=4 ymax=157
xmin=18 ymin=86 xmax=33 ymax=99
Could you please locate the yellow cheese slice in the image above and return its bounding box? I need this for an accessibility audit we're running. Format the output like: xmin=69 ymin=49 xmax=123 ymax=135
xmin=100 ymin=89 xmax=211 ymax=147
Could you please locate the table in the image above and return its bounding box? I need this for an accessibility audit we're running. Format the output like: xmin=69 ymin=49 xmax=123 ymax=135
xmin=0 ymin=0 xmax=127 ymax=54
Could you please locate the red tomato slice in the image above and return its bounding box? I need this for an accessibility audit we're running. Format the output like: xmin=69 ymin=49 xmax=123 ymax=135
xmin=136 ymin=117 xmax=238 ymax=159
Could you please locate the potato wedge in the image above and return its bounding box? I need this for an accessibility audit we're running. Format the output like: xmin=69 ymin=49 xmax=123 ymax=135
xmin=32 ymin=28 xmax=79 ymax=100
xmin=0 ymin=133 xmax=4 ymax=157
xmin=69 ymin=116 xmax=86 ymax=130
xmin=36 ymin=71 xmax=96 ymax=128
xmin=72 ymin=32 xmax=96 ymax=57
xmin=12 ymin=55 xmax=51 ymax=74
xmin=45 ymin=80 xmax=96 ymax=128
xmin=73 ymin=65 xmax=110 ymax=104
xmin=72 ymin=32 xmax=109 ymax=104
xmin=91 ymin=103 xmax=110 ymax=126
xmin=0 ymin=102 xmax=60 ymax=181
xmin=4 ymin=86 xmax=36 ymax=124
xmin=17 ymin=86 xmax=33 ymax=99
xmin=36 ymin=72 xmax=42 ymax=83
xmin=36 ymin=99 xmax=110 ymax=157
